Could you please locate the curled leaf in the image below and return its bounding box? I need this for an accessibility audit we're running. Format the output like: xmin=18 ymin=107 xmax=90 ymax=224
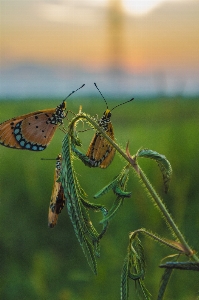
xmin=121 ymin=235 xmax=151 ymax=300
xmin=136 ymin=148 xmax=172 ymax=193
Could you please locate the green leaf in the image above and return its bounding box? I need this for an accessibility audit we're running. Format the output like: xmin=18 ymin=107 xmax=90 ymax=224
xmin=94 ymin=165 xmax=131 ymax=199
xmin=128 ymin=236 xmax=151 ymax=300
xmin=81 ymin=198 xmax=109 ymax=244
xmin=94 ymin=177 xmax=119 ymax=199
xmin=82 ymin=208 xmax=101 ymax=257
xmin=71 ymin=143 xmax=94 ymax=167
xmin=100 ymin=197 xmax=123 ymax=224
xmin=61 ymin=134 xmax=99 ymax=274
xmin=157 ymin=268 xmax=173 ymax=300
xmin=66 ymin=199 xmax=97 ymax=274
xmin=82 ymin=238 xmax=98 ymax=275
xmin=137 ymin=149 xmax=172 ymax=193
xmin=159 ymin=261 xmax=199 ymax=271
xmin=114 ymin=185 xmax=132 ymax=198
xmin=97 ymin=166 xmax=131 ymax=223
xmin=121 ymin=255 xmax=130 ymax=300
xmin=121 ymin=236 xmax=151 ymax=300
xmin=129 ymin=236 xmax=146 ymax=280
xmin=81 ymin=198 xmax=108 ymax=216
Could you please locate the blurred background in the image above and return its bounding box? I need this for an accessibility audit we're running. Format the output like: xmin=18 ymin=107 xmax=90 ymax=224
xmin=1 ymin=0 xmax=199 ymax=98
xmin=1 ymin=1 xmax=199 ymax=299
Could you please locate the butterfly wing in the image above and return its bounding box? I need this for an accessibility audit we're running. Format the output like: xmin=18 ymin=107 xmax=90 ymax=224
xmin=17 ymin=109 xmax=60 ymax=150
xmin=0 ymin=115 xmax=28 ymax=149
xmin=0 ymin=102 xmax=66 ymax=151
xmin=48 ymin=154 xmax=66 ymax=228
xmin=86 ymin=122 xmax=115 ymax=169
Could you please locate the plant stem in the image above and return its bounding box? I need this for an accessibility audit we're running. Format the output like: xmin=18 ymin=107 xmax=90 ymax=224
xmin=138 ymin=168 xmax=199 ymax=261
xmin=68 ymin=113 xmax=199 ymax=262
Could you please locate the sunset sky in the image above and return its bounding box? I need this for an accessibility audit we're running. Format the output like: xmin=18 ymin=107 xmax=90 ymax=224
xmin=0 ymin=0 xmax=199 ymax=97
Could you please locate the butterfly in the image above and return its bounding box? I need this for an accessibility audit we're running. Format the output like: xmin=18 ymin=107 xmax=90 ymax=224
xmin=48 ymin=154 xmax=66 ymax=228
xmin=0 ymin=84 xmax=85 ymax=151
xmin=86 ymin=83 xmax=134 ymax=169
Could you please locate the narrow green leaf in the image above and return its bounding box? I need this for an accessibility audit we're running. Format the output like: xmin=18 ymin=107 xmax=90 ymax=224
xmin=100 ymin=197 xmax=123 ymax=224
xmin=82 ymin=237 xmax=98 ymax=275
xmin=82 ymin=208 xmax=101 ymax=257
xmin=114 ymin=186 xmax=132 ymax=198
xmin=137 ymin=149 xmax=172 ymax=193
xmin=114 ymin=165 xmax=131 ymax=197
xmin=81 ymin=198 xmax=109 ymax=242
xmin=61 ymin=134 xmax=98 ymax=274
xmin=94 ymin=165 xmax=131 ymax=199
xmin=66 ymin=199 xmax=97 ymax=274
xmin=81 ymin=198 xmax=108 ymax=216
xmin=99 ymin=166 xmax=131 ymax=223
xmin=121 ymin=255 xmax=130 ymax=300
xmin=71 ymin=143 xmax=94 ymax=167
xmin=160 ymin=261 xmax=199 ymax=271
xmin=157 ymin=268 xmax=173 ymax=300
xmin=94 ymin=178 xmax=118 ymax=199
xmin=136 ymin=280 xmax=151 ymax=300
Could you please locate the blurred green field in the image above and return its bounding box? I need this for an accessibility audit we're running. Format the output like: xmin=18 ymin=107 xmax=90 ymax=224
xmin=0 ymin=96 xmax=199 ymax=300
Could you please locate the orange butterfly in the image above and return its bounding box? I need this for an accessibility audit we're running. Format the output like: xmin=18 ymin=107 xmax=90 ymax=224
xmin=0 ymin=84 xmax=85 ymax=151
xmin=48 ymin=154 xmax=65 ymax=228
xmin=86 ymin=83 xmax=134 ymax=169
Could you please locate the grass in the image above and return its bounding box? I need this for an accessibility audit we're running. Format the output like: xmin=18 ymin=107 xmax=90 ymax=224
xmin=0 ymin=96 xmax=199 ymax=299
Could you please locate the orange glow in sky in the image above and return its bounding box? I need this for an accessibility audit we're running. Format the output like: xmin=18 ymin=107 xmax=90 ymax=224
xmin=1 ymin=0 xmax=199 ymax=73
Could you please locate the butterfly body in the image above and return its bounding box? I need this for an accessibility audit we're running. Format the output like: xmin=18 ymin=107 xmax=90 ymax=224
xmin=48 ymin=154 xmax=66 ymax=228
xmin=86 ymin=83 xmax=134 ymax=169
xmin=86 ymin=109 xmax=116 ymax=168
xmin=0 ymin=101 xmax=66 ymax=151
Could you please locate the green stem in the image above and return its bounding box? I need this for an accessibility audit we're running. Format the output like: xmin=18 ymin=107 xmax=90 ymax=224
xmin=68 ymin=113 xmax=199 ymax=262
xmin=138 ymin=169 xmax=193 ymax=256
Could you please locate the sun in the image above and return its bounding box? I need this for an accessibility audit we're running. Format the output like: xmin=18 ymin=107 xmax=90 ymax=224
xmin=122 ymin=0 xmax=166 ymax=16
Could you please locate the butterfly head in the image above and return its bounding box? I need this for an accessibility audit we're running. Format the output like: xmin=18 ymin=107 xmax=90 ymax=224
xmin=103 ymin=109 xmax=112 ymax=119
xmin=53 ymin=101 xmax=67 ymax=125
xmin=61 ymin=101 xmax=67 ymax=110
xmin=57 ymin=100 xmax=66 ymax=113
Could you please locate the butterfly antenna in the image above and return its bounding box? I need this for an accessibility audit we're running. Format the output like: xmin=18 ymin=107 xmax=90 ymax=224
xmin=111 ymin=97 xmax=134 ymax=112
xmin=94 ymin=83 xmax=109 ymax=109
xmin=64 ymin=84 xmax=85 ymax=101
